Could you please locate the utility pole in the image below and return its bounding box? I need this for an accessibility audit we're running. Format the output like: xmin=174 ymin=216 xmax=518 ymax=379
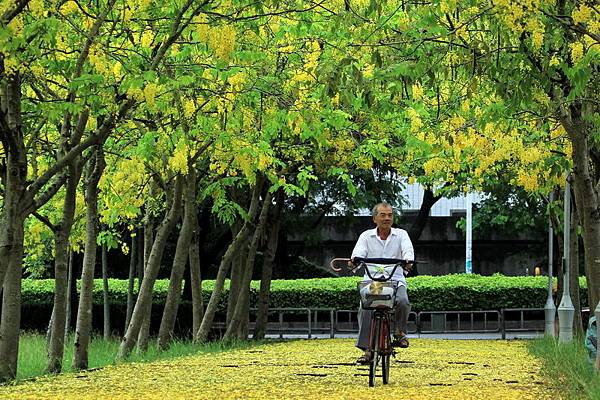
xmin=466 ymin=192 xmax=473 ymax=274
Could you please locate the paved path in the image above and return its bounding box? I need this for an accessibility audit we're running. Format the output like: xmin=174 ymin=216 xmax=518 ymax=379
xmin=1 ymin=338 xmax=558 ymax=399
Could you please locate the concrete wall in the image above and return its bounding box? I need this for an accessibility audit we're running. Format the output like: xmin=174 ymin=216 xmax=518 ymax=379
xmin=288 ymin=215 xmax=546 ymax=276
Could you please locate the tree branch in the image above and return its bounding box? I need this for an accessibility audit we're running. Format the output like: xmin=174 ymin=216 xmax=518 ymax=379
xmin=28 ymin=98 xmax=133 ymax=198
xmin=32 ymin=211 xmax=59 ymax=233
xmin=28 ymin=173 xmax=69 ymax=214
xmin=1 ymin=0 xmax=30 ymax=25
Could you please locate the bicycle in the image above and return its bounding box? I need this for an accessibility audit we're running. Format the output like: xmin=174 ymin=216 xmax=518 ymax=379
xmin=330 ymin=257 xmax=418 ymax=387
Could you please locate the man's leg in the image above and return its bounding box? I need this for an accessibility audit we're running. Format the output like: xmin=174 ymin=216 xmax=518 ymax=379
xmin=355 ymin=303 xmax=374 ymax=364
xmin=393 ymin=285 xmax=410 ymax=347
xmin=356 ymin=304 xmax=372 ymax=350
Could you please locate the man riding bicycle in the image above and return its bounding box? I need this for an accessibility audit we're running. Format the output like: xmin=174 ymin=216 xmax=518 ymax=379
xmin=351 ymin=202 xmax=414 ymax=365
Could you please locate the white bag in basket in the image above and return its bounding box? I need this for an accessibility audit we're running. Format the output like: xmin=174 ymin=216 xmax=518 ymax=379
xmin=359 ymin=281 xmax=395 ymax=308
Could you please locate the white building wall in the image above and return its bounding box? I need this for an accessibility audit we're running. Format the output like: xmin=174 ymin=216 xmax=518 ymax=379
xmin=401 ymin=183 xmax=483 ymax=217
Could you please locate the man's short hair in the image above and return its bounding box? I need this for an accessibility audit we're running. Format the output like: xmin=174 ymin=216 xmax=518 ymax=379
xmin=372 ymin=202 xmax=394 ymax=217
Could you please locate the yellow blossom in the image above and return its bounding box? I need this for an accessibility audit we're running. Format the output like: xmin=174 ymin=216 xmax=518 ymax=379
xmin=407 ymin=108 xmax=423 ymax=132
xmin=228 ymin=72 xmax=246 ymax=92
xmin=169 ymin=140 xmax=189 ymax=174
xmin=144 ymin=83 xmax=159 ymax=108
xmin=7 ymin=14 xmax=23 ymax=35
xmin=141 ymin=30 xmax=154 ymax=48
xmin=517 ymin=170 xmax=539 ymax=191
xmin=363 ymin=63 xmax=374 ymax=79
xmin=397 ymin=11 xmax=410 ymax=30
xmin=531 ymin=30 xmax=544 ymax=49
xmin=209 ymin=25 xmax=236 ymax=60
xmin=59 ymin=0 xmax=79 ymax=15
xmin=31 ymin=65 xmax=45 ymax=77
xmin=183 ymin=99 xmax=196 ymax=118
xmin=113 ymin=61 xmax=122 ymax=77
xmin=127 ymin=87 xmax=145 ymax=102
xmin=412 ymin=83 xmax=423 ymax=100
xmin=440 ymin=0 xmax=456 ymax=14
xmin=572 ymin=4 xmax=593 ymax=25
xmin=332 ymin=93 xmax=340 ymax=107
xmin=29 ymin=0 xmax=45 ymax=17
xmin=570 ymin=41 xmax=584 ymax=63
xmin=1 ymin=56 xmax=19 ymax=76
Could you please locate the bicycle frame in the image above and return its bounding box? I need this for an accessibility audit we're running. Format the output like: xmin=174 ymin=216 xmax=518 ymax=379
xmin=366 ymin=296 xmax=394 ymax=386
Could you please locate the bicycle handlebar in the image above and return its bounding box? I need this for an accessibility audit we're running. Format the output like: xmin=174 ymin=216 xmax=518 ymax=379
xmin=352 ymin=257 xmax=411 ymax=265
xmin=329 ymin=257 xmax=423 ymax=281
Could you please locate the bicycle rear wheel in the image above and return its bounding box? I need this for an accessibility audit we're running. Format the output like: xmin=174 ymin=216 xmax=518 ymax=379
xmin=382 ymin=354 xmax=390 ymax=384
xmin=369 ymin=316 xmax=381 ymax=387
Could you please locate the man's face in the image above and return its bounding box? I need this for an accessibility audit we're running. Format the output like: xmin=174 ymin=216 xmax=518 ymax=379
xmin=373 ymin=206 xmax=394 ymax=230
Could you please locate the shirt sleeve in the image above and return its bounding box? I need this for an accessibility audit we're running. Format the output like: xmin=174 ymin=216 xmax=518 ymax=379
xmin=400 ymin=230 xmax=415 ymax=260
xmin=351 ymin=232 xmax=369 ymax=259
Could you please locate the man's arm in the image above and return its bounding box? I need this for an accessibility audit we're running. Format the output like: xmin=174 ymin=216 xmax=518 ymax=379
xmin=400 ymin=230 xmax=415 ymax=273
xmin=400 ymin=230 xmax=414 ymax=260
xmin=351 ymin=231 xmax=369 ymax=263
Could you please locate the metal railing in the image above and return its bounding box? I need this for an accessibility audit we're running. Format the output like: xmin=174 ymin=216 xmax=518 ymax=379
xmin=221 ymin=307 xmax=547 ymax=339
xmin=418 ymin=310 xmax=500 ymax=334
xmin=500 ymin=308 xmax=545 ymax=339
xmin=334 ymin=310 xmax=419 ymax=334
xmin=249 ymin=307 xmax=336 ymax=339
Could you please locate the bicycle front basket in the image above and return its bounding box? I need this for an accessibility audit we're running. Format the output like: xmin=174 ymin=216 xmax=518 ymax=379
xmin=357 ymin=281 xmax=396 ymax=309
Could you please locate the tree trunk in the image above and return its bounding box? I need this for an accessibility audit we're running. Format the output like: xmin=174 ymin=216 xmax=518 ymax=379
xmin=555 ymin=224 xmax=565 ymax=302
xmin=224 ymin=190 xmax=272 ymax=341
xmin=137 ymin=226 xmax=144 ymax=287
xmin=227 ymin=242 xmax=244 ymax=325
xmin=117 ymin=176 xmax=184 ymax=359
xmin=0 ymin=221 xmax=24 ymax=382
xmin=137 ymin=206 xmax=155 ymax=352
xmin=226 ymin=220 xmax=244 ymax=325
xmin=0 ymin=69 xmax=26 ymax=290
xmin=408 ymin=187 xmax=442 ymax=242
xmin=189 ymin=216 xmax=204 ymax=336
xmin=254 ymin=190 xmax=284 ymax=339
xmin=195 ymin=182 xmax=262 ymax=343
xmin=64 ymin=249 xmax=74 ymax=344
xmin=73 ymin=148 xmax=105 ymax=370
xmin=102 ymin=245 xmax=110 ymax=340
xmin=158 ymin=169 xmax=196 ymax=350
xmin=47 ymin=163 xmax=81 ymax=374
xmin=561 ymin=103 xmax=600 ymax=312
xmin=125 ymin=233 xmax=138 ymax=332
xmin=569 ymin=198 xmax=583 ymax=335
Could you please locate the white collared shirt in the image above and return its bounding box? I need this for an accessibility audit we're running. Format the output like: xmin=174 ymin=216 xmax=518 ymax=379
xmin=351 ymin=227 xmax=414 ymax=286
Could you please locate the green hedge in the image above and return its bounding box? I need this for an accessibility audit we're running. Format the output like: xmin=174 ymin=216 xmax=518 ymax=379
xmin=21 ymin=275 xmax=589 ymax=312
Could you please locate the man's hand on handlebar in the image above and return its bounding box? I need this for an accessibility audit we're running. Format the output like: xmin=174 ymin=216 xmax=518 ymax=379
xmin=329 ymin=257 xmax=359 ymax=272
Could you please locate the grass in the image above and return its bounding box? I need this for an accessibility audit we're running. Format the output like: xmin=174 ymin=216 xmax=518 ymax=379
xmin=17 ymin=332 xmax=264 ymax=382
xmin=529 ymin=335 xmax=600 ymax=400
